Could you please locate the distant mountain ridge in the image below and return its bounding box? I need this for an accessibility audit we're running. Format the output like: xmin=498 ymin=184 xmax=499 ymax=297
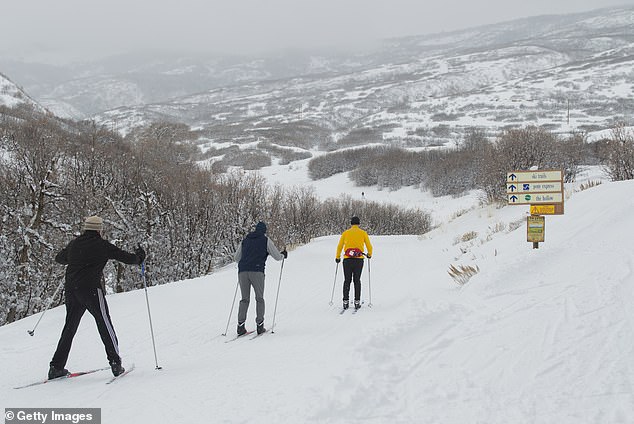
xmin=1 ymin=6 xmax=632 ymax=146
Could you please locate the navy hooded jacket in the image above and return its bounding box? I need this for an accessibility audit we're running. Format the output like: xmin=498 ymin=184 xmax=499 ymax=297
xmin=235 ymin=222 xmax=284 ymax=273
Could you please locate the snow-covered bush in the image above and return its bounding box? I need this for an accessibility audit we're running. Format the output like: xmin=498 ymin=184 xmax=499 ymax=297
xmin=599 ymin=124 xmax=634 ymax=181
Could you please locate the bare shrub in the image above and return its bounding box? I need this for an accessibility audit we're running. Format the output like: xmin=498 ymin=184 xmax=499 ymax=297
xmin=508 ymin=218 xmax=524 ymax=232
xmin=599 ymin=124 xmax=634 ymax=181
xmin=578 ymin=180 xmax=602 ymax=191
xmin=337 ymin=127 xmax=383 ymax=148
xmin=553 ymin=132 xmax=586 ymax=182
xmin=352 ymin=148 xmax=430 ymax=189
xmin=461 ymin=231 xmax=478 ymax=242
xmin=215 ymin=149 xmax=272 ymax=170
xmin=489 ymin=222 xmax=506 ymax=234
xmin=450 ymin=208 xmax=470 ymax=220
xmin=257 ymin=141 xmax=312 ymax=164
xmin=478 ymin=126 xmax=559 ymax=202
xmin=448 ymin=264 xmax=480 ymax=286
xmin=308 ymin=146 xmax=391 ymax=180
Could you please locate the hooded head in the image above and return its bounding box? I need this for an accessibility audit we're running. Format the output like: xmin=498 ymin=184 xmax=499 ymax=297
xmin=83 ymin=215 xmax=104 ymax=232
xmin=350 ymin=216 xmax=360 ymax=226
xmin=255 ymin=221 xmax=267 ymax=234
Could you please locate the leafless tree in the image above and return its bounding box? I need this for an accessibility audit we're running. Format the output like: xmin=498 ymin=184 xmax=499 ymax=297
xmin=599 ymin=124 xmax=634 ymax=181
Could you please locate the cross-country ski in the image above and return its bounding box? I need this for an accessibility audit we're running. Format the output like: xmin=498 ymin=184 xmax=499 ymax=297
xmin=249 ymin=330 xmax=267 ymax=340
xmin=224 ymin=331 xmax=255 ymax=343
xmin=106 ymin=364 xmax=135 ymax=384
xmin=14 ymin=368 xmax=110 ymax=390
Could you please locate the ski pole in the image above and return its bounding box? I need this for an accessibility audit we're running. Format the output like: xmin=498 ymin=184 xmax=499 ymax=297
xmin=141 ymin=262 xmax=162 ymax=370
xmin=222 ymin=279 xmax=240 ymax=336
xmin=27 ymin=280 xmax=64 ymax=336
xmin=329 ymin=261 xmax=340 ymax=306
xmin=270 ymin=258 xmax=285 ymax=334
xmin=367 ymin=256 xmax=372 ymax=308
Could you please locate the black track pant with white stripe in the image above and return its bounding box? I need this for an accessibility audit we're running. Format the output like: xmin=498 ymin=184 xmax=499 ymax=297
xmin=51 ymin=287 xmax=120 ymax=368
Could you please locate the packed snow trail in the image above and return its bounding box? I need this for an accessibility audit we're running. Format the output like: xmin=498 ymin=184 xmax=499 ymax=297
xmin=2 ymin=180 xmax=634 ymax=423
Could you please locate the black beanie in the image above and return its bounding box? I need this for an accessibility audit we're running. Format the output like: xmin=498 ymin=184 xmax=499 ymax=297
xmin=351 ymin=216 xmax=360 ymax=225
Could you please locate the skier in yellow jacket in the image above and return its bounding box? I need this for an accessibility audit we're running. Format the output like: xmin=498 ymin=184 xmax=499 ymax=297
xmin=335 ymin=216 xmax=373 ymax=310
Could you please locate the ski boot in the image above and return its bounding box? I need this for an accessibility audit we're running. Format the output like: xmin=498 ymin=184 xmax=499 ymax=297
xmin=237 ymin=322 xmax=247 ymax=336
xmin=48 ymin=365 xmax=70 ymax=380
xmin=110 ymin=361 xmax=125 ymax=377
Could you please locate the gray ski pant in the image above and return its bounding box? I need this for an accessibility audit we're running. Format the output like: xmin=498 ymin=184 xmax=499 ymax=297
xmin=237 ymin=271 xmax=265 ymax=325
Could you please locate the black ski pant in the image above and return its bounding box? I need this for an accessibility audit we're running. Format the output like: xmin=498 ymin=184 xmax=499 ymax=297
xmin=342 ymin=258 xmax=364 ymax=302
xmin=51 ymin=286 xmax=121 ymax=369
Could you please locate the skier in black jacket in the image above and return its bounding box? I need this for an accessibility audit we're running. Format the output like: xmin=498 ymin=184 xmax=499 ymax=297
xmin=48 ymin=216 xmax=145 ymax=379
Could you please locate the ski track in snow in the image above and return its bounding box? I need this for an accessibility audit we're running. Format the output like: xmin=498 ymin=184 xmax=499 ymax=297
xmin=2 ymin=176 xmax=634 ymax=423
xmin=307 ymin=181 xmax=634 ymax=423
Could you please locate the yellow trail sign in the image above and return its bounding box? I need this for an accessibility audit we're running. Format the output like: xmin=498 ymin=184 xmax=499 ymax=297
xmin=530 ymin=204 xmax=564 ymax=215
xmin=527 ymin=215 xmax=545 ymax=243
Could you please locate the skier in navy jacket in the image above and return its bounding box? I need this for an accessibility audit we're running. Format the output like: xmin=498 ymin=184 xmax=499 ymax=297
xmin=234 ymin=222 xmax=287 ymax=336
xmin=49 ymin=216 xmax=145 ymax=379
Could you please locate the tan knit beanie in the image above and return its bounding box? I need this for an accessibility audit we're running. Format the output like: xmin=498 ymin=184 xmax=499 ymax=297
xmin=83 ymin=215 xmax=104 ymax=232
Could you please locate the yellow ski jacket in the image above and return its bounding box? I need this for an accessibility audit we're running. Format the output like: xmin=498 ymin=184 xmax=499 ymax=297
xmin=336 ymin=225 xmax=373 ymax=259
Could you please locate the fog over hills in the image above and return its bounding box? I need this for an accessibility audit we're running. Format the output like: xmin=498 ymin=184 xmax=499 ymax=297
xmin=1 ymin=6 xmax=632 ymax=147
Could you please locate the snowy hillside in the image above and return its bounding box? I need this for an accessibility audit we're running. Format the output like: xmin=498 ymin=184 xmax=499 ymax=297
xmin=0 ymin=73 xmax=44 ymax=111
xmin=88 ymin=6 xmax=634 ymax=145
xmin=2 ymin=6 xmax=632 ymax=142
xmin=2 ymin=174 xmax=633 ymax=423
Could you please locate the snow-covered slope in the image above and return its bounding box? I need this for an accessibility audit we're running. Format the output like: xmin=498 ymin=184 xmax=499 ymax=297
xmin=97 ymin=11 xmax=634 ymax=148
xmin=2 ymin=176 xmax=633 ymax=423
xmin=0 ymin=73 xmax=44 ymax=111
xmin=3 ymin=6 xmax=632 ymax=141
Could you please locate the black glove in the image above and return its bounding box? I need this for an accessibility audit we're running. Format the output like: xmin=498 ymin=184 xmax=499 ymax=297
xmin=335 ymin=258 xmax=341 ymax=263
xmin=281 ymin=249 xmax=288 ymax=259
xmin=135 ymin=245 xmax=146 ymax=263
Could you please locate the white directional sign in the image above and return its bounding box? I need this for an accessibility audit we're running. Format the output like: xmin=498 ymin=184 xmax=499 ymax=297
xmin=506 ymin=181 xmax=563 ymax=194
xmin=508 ymin=192 xmax=563 ymax=205
xmin=507 ymin=170 xmax=564 ymax=214
xmin=507 ymin=170 xmax=563 ymax=183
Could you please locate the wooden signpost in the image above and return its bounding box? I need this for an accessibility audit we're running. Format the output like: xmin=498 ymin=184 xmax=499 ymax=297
xmin=507 ymin=170 xmax=564 ymax=248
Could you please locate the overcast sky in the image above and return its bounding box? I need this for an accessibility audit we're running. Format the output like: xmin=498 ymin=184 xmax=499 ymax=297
xmin=2 ymin=0 xmax=633 ymax=63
